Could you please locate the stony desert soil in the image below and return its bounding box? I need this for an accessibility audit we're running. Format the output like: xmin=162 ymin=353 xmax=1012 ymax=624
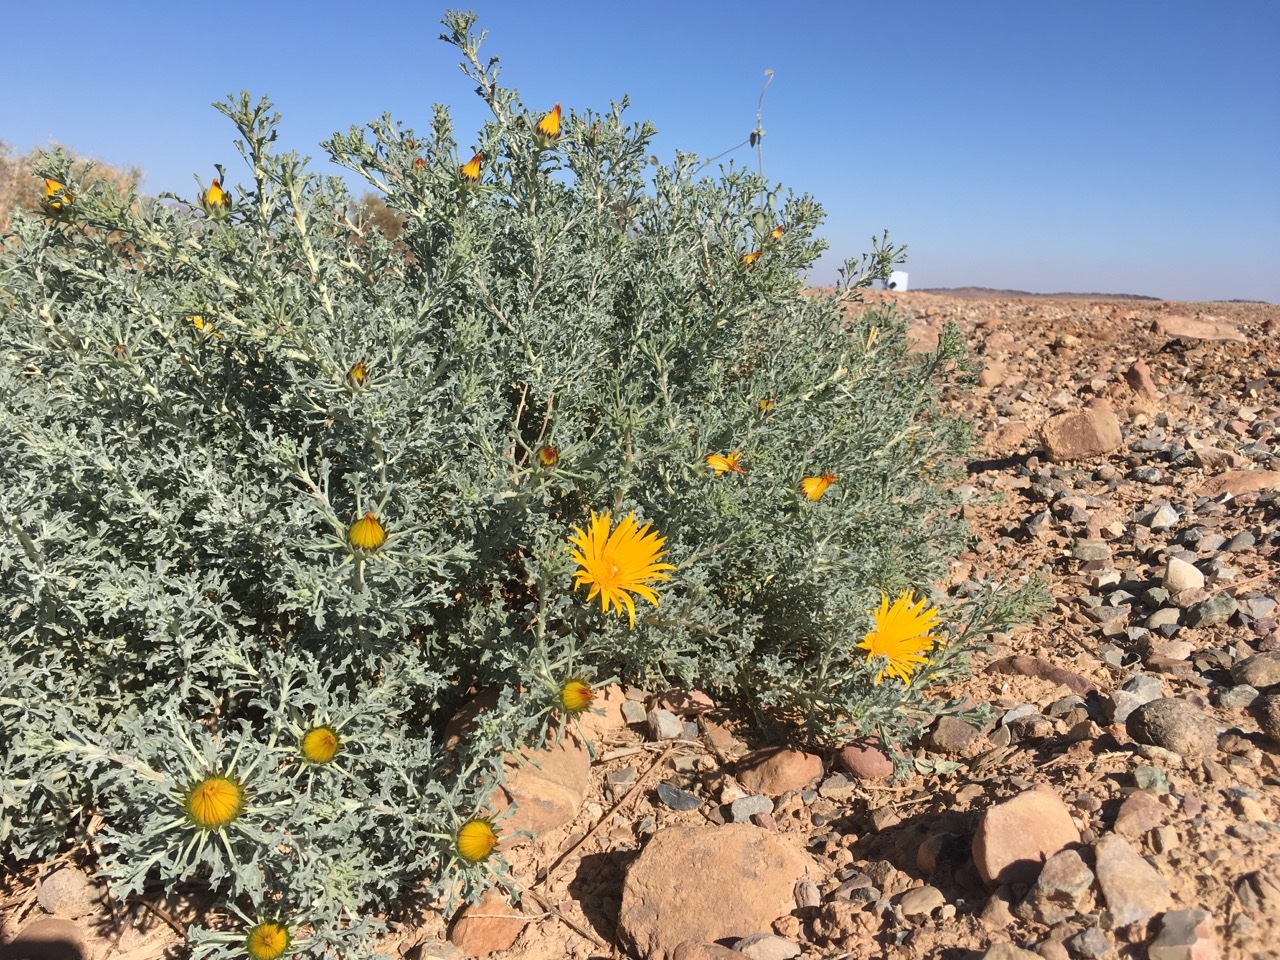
xmin=4 ymin=292 xmax=1280 ymax=960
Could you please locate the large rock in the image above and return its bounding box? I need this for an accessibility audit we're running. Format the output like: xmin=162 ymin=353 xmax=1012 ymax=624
xmin=736 ymin=748 xmax=823 ymax=795
xmin=837 ymin=737 xmax=895 ymax=780
xmin=449 ymin=890 xmax=528 ymax=956
xmin=972 ymin=786 xmax=1081 ymax=886
xmin=1155 ymin=314 xmax=1245 ymax=343
xmin=1232 ymin=653 xmax=1280 ymax=690
xmin=1196 ymin=469 xmax=1280 ymax=497
xmin=618 ymin=824 xmax=815 ymax=960
xmin=1042 ymin=400 xmax=1123 ymax=462
xmin=1094 ymin=834 xmax=1172 ymax=928
xmin=1014 ymin=848 xmax=1095 ymax=924
xmin=491 ymin=726 xmax=591 ymax=842
xmin=1149 ymin=909 xmax=1218 ymax=960
xmin=3 ymin=917 xmax=90 ymax=960
xmin=1126 ymin=698 xmax=1220 ymax=758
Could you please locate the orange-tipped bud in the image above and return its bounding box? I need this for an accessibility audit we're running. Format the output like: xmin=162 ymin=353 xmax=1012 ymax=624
xmin=111 ymin=343 xmax=129 ymax=359
xmin=536 ymin=444 xmax=559 ymax=468
xmin=301 ymin=725 xmax=340 ymax=764
xmin=558 ymin=678 xmax=594 ymax=714
xmin=348 ymin=510 xmax=386 ymax=551
xmin=800 ymin=472 xmax=839 ymax=502
xmin=412 ymin=156 xmax=426 ymax=170
xmin=459 ymin=150 xmax=483 ymax=183
xmin=346 ymin=360 xmax=369 ymax=388
xmin=536 ymin=103 xmax=562 ymax=140
xmin=200 ymin=168 xmax=231 ymax=218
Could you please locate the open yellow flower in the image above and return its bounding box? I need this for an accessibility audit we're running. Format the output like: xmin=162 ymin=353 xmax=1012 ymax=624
xmin=769 ymin=223 xmax=786 ymax=242
xmin=459 ymin=150 xmax=484 ymax=183
xmin=348 ymin=510 xmax=386 ymax=551
xmin=705 ymin=451 xmax=745 ymax=477
xmin=568 ymin=511 xmax=676 ymax=629
xmin=456 ymin=818 xmax=499 ymax=863
xmin=535 ymin=103 xmax=562 ymax=139
xmin=41 ymin=178 xmax=73 ymax=213
xmin=857 ymin=590 xmax=941 ymax=684
xmin=558 ymin=677 xmax=594 ymax=715
xmin=740 ymin=250 xmax=762 ymax=269
xmin=301 ymin=725 xmax=340 ymax=764
xmin=183 ymin=774 xmax=244 ymax=830
xmin=800 ymin=472 xmax=838 ymax=501
xmin=245 ymin=920 xmax=290 ymax=960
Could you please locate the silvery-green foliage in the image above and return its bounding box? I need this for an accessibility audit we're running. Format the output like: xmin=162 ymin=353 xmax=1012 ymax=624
xmin=0 ymin=9 xmax=1037 ymax=946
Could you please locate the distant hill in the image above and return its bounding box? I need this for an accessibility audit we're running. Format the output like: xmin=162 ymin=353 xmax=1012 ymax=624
xmin=915 ymin=286 xmax=1162 ymax=301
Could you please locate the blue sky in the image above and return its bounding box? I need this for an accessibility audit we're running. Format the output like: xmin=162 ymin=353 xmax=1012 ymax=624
xmin=3 ymin=1 xmax=1277 ymax=301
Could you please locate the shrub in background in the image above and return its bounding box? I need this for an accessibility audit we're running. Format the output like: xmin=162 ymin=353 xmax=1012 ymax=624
xmin=0 ymin=10 xmax=1036 ymax=956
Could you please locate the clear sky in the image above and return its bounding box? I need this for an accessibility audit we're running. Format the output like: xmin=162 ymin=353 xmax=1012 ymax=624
xmin=2 ymin=1 xmax=1277 ymax=302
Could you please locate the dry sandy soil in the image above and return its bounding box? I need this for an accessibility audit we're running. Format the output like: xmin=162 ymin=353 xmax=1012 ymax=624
xmin=4 ymin=291 xmax=1279 ymax=960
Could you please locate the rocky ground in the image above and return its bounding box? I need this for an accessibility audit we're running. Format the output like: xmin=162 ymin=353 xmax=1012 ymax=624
xmin=4 ymin=293 xmax=1280 ymax=960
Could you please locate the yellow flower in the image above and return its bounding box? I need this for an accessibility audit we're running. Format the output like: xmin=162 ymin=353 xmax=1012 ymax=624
xmin=456 ymin=818 xmax=499 ymax=863
xmin=568 ymin=511 xmax=676 ymax=629
xmin=757 ymin=394 xmax=775 ymax=415
xmin=200 ymin=164 xmax=231 ymax=218
xmin=705 ymin=451 xmax=745 ymax=477
xmin=459 ymin=150 xmax=484 ymax=183
xmin=558 ymin=677 xmax=594 ymax=715
xmin=740 ymin=250 xmax=761 ymax=269
xmin=41 ymin=178 xmax=73 ymax=213
xmin=535 ymin=103 xmax=562 ymax=140
xmin=769 ymin=223 xmax=786 ymax=242
xmin=800 ymin=472 xmax=838 ymax=501
xmin=348 ymin=510 xmax=387 ymax=551
xmin=183 ymin=775 xmax=244 ymax=830
xmin=857 ymin=590 xmax=941 ymax=684
xmin=536 ymin=444 xmax=559 ymax=468
xmin=301 ymin=725 xmax=340 ymax=764
xmin=188 ymin=315 xmax=224 ymax=340
xmin=346 ymin=360 xmax=369 ymax=388
xmin=245 ymin=920 xmax=290 ymax=960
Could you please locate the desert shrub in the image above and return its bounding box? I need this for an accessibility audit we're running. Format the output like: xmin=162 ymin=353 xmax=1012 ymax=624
xmin=0 ymin=11 xmax=1035 ymax=956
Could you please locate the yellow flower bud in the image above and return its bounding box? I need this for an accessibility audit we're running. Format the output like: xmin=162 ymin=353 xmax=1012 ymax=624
xmin=348 ymin=510 xmax=386 ymax=551
xmin=183 ymin=774 xmax=244 ymax=830
xmin=456 ymin=818 xmax=498 ymax=863
xmin=459 ymin=150 xmax=483 ymax=183
xmin=558 ymin=678 xmax=594 ymax=715
xmin=301 ymin=725 xmax=340 ymax=764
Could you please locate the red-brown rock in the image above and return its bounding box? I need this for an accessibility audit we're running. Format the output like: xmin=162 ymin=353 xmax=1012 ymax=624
xmin=491 ymin=726 xmax=591 ymax=843
xmin=618 ymin=824 xmax=815 ymax=960
xmin=1042 ymin=399 xmax=1123 ymax=462
xmin=736 ymin=747 xmax=823 ymax=795
xmin=972 ymin=786 xmax=1081 ymax=886
xmin=449 ymin=890 xmax=528 ymax=956
xmin=837 ymin=737 xmax=895 ymax=780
